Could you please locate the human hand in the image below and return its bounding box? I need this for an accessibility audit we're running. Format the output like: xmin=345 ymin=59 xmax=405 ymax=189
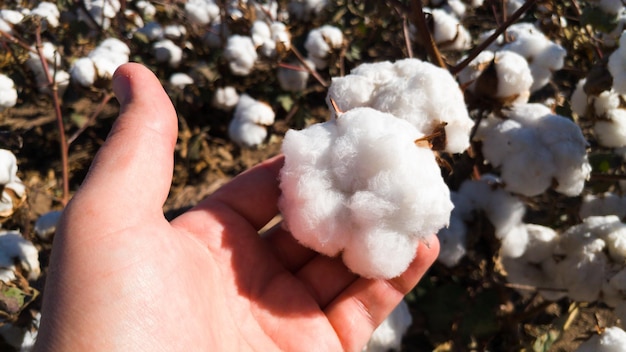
xmin=35 ymin=63 xmax=439 ymax=351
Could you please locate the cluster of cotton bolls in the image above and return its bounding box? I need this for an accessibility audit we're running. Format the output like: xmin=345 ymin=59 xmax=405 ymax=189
xmin=480 ymin=22 xmax=566 ymax=92
xmin=502 ymin=215 xmax=626 ymax=323
xmin=279 ymin=58 xmax=471 ymax=279
xmin=77 ymin=0 xmax=121 ymax=30
xmin=437 ymin=175 xmax=528 ymax=266
xmin=475 ymin=103 xmax=591 ymax=197
xmin=70 ymin=38 xmax=130 ymax=88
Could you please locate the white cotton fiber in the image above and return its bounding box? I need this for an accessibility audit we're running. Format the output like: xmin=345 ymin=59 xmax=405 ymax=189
xmin=364 ymin=300 xmax=412 ymax=352
xmin=327 ymin=58 xmax=473 ymax=153
xmin=224 ymin=35 xmax=258 ymax=76
xmin=594 ymin=109 xmax=626 ymax=147
xmin=0 ymin=230 xmax=40 ymax=282
xmin=419 ymin=8 xmax=471 ymax=51
xmin=228 ymin=94 xmax=274 ymax=148
xmin=304 ymin=25 xmax=343 ymax=70
xmin=575 ymin=326 xmax=626 ymax=352
xmin=0 ymin=74 xmax=17 ymax=112
xmin=580 ymin=192 xmax=626 ymax=219
xmin=476 ymin=103 xmax=590 ymax=196
xmin=212 ymin=86 xmax=239 ymax=111
xmin=279 ymin=107 xmax=453 ymax=279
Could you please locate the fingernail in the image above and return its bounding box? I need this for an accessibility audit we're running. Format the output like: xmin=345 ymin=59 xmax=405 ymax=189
xmin=112 ymin=72 xmax=130 ymax=105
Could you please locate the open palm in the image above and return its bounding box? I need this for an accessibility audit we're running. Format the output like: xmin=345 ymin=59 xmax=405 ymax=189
xmin=35 ymin=63 xmax=439 ymax=352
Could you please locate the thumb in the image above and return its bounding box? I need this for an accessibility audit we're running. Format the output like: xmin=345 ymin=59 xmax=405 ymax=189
xmin=71 ymin=63 xmax=178 ymax=222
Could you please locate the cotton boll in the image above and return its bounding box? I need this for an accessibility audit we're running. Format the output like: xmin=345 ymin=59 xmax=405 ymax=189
xmin=499 ymin=224 xmax=529 ymax=258
xmin=164 ymin=24 xmax=186 ymax=41
xmin=365 ymin=300 xmax=412 ymax=352
xmin=0 ymin=74 xmax=17 ymax=112
xmin=224 ymin=35 xmax=258 ymax=76
xmin=31 ymin=2 xmax=60 ymax=28
xmin=228 ymin=94 xmax=275 ymax=148
xmin=185 ymin=0 xmax=220 ymax=25
xmin=575 ymin=326 xmax=626 ymax=352
xmin=580 ymin=192 xmax=626 ymax=219
xmin=169 ymin=73 xmax=194 ymax=89
xmin=458 ymin=50 xmax=533 ymax=104
xmin=571 ymin=79 xmax=589 ymax=117
xmin=327 ymin=58 xmax=473 ymax=153
xmin=0 ymin=10 xmax=23 ymax=34
xmin=555 ymin=244 xmax=606 ymax=302
xmin=0 ymin=149 xmax=18 ymax=185
xmin=0 ymin=230 xmax=40 ymax=281
xmin=279 ymin=107 xmax=453 ymax=279
xmin=136 ymin=0 xmax=157 ymax=19
xmin=251 ymin=20 xmax=271 ymax=48
xmin=419 ymin=8 xmax=471 ymax=51
xmin=137 ymin=21 xmax=164 ymax=41
xmin=212 ymin=86 xmax=239 ymax=111
xmin=152 ymin=39 xmax=183 ymax=67
xmin=34 ymin=210 xmax=63 ymax=241
xmin=594 ymin=109 xmax=626 ymax=147
xmin=609 ymin=32 xmax=626 ymax=94
xmin=277 ymin=59 xmax=314 ymax=92
xmin=523 ymin=224 xmax=558 ymax=264
xmin=304 ymin=25 xmax=343 ymax=70
xmin=70 ymin=57 xmax=96 ymax=87
xmin=437 ymin=192 xmax=470 ymax=267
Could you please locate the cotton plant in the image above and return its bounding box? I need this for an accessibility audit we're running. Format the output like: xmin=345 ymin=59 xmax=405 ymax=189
xmin=304 ymin=25 xmax=343 ymax=70
xmin=575 ymin=326 xmax=626 ymax=352
xmin=364 ymin=300 xmax=412 ymax=352
xmin=481 ymin=22 xmax=566 ymax=92
xmin=474 ymin=103 xmax=591 ymax=197
xmin=327 ymin=58 xmax=474 ymax=153
xmin=457 ymin=50 xmax=533 ymax=105
xmin=228 ymin=94 xmax=275 ymax=148
xmin=412 ymin=8 xmax=471 ymax=52
xmin=0 ymin=74 xmax=18 ymax=112
xmin=279 ymin=106 xmax=453 ymax=279
xmin=70 ymin=38 xmax=130 ymax=88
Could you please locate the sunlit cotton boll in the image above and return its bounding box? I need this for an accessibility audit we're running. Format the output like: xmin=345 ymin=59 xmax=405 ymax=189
xmin=31 ymin=1 xmax=60 ymax=28
xmin=0 ymin=74 xmax=17 ymax=112
xmin=228 ymin=94 xmax=274 ymax=148
xmin=457 ymin=50 xmax=533 ymax=105
xmin=594 ymin=108 xmax=626 ymax=147
xmin=416 ymin=8 xmax=471 ymax=51
xmin=224 ymin=35 xmax=258 ymax=76
xmin=483 ymin=22 xmax=566 ymax=92
xmin=304 ymin=25 xmax=343 ymax=70
xmin=575 ymin=326 xmax=626 ymax=352
xmin=580 ymin=192 xmax=626 ymax=219
xmin=279 ymin=107 xmax=453 ymax=279
xmin=212 ymin=86 xmax=239 ymax=111
xmin=364 ymin=300 xmax=412 ymax=352
xmin=152 ymin=39 xmax=183 ymax=67
xmin=184 ymin=0 xmax=219 ymax=25
xmin=0 ymin=230 xmax=40 ymax=282
xmin=476 ymin=103 xmax=590 ymax=196
xmin=169 ymin=73 xmax=194 ymax=89
xmin=0 ymin=10 xmax=24 ymax=34
xmin=327 ymin=58 xmax=473 ymax=153
xmin=70 ymin=38 xmax=130 ymax=87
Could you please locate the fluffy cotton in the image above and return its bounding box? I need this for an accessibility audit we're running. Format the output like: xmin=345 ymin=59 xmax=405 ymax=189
xmin=228 ymin=94 xmax=275 ymax=148
xmin=212 ymin=86 xmax=240 ymax=110
xmin=365 ymin=300 xmax=412 ymax=352
xmin=575 ymin=326 xmax=626 ymax=352
xmin=0 ymin=9 xmax=24 ymax=34
xmin=595 ymin=109 xmax=626 ymax=147
xmin=169 ymin=73 xmax=194 ymax=89
xmin=580 ymin=192 xmax=626 ymax=219
xmin=279 ymin=107 xmax=453 ymax=279
xmin=415 ymin=8 xmax=471 ymax=51
xmin=304 ymin=25 xmax=343 ymax=70
xmin=152 ymin=39 xmax=183 ymax=67
xmin=34 ymin=210 xmax=63 ymax=240
xmin=327 ymin=58 xmax=473 ymax=153
xmin=476 ymin=103 xmax=590 ymax=196
xmin=483 ymin=22 xmax=566 ymax=92
xmin=0 ymin=230 xmax=40 ymax=282
xmin=0 ymin=149 xmax=25 ymax=218
xmin=70 ymin=38 xmax=130 ymax=87
xmin=457 ymin=50 xmax=533 ymax=104
xmin=608 ymin=32 xmax=626 ymax=94
xmin=0 ymin=74 xmax=17 ymax=112
xmin=224 ymin=35 xmax=258 ymax=76
xmin=31 ymin=2 xmax=60 ymax=28
xmin=437 ymin=192 xmax=471 ymax=267
xmin=26 ymin=42 xmax=70 ymax=95
xmin=184 ymin=0 xmax=220 ymax=25
xmin=252 ymin=21 xmax=291 ymax=57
